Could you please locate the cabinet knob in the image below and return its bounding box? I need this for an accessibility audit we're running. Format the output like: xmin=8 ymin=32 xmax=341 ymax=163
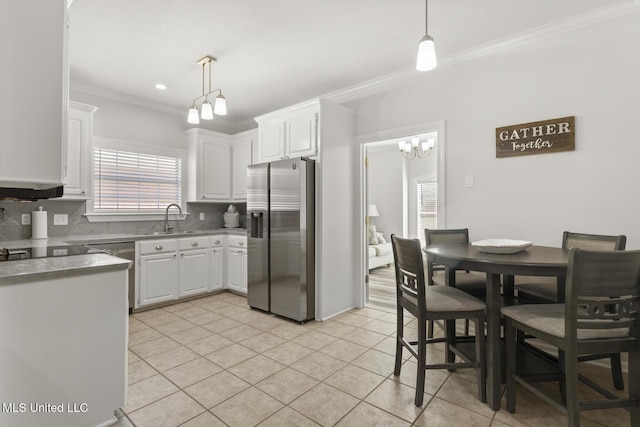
xmin=214 ymin=240 xmax=221 ymax=244
xmin=239 ymin=241 xmax=244 ymax=246
xmin=191 ymin=242 xmax=198 ymax=247
xmin=155 ymin=245 xmax=163 ymax=250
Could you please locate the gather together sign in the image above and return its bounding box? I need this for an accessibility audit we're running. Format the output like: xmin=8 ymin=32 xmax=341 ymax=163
xmin=495 ymin=116 xmax=575 ymax=158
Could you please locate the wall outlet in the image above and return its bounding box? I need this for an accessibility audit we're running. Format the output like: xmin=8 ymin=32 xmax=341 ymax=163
xmin=199 ymin=212 xmax=205 ymax=220
xmin=21 ymin=214 xmax=31 ymax=225
xmin=53 ymin=214 xmax=68 ymax=225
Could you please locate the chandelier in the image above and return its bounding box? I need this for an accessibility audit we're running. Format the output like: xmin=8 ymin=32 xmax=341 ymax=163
xmin=187 ymin=56 xmax=227 ymax=124
xmin=398 ymin=136 xmax=435 ymax=160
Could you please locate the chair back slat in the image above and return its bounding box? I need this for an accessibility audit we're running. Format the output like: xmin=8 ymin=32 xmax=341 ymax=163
xmin=566 ymin=248 xmax=640 ymax=336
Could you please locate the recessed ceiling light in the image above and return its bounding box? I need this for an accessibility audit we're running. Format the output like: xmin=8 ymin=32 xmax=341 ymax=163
xmin=155 ymin=83 xmax=168 ymax=90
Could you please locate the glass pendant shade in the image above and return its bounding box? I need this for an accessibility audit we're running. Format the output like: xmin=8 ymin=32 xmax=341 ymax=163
xmin=214 ymin=94 xmax=227 ymax=116
xmin=200 ymin=101 xmax=214 ymax=120
xmin=187 ymin=107 xmax=200 ymax=124
xmin=416 ymin=35 xmax=437 ymax=71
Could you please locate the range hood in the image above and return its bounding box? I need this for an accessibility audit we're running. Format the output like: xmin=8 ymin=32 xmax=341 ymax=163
xmin=0 ymin=185 xmax=64 ymax=201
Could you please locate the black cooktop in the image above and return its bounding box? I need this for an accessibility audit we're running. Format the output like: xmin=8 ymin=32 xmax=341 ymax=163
xmin=0 ymin=245 xmax=92 ymax=262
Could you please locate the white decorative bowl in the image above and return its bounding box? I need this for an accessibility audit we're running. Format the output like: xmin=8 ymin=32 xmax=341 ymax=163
xmin=471 ymin=239 xmax=532 ymax=254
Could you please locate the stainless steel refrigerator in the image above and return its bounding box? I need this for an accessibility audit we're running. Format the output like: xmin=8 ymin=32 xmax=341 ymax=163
xmin=247 ymin=157 xmax=315 ymax=322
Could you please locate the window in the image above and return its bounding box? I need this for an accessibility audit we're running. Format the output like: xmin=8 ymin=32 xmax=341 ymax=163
xmin=87 ymin=138 xmax=186 ymax=221
xmin=417 ymin=180 xmax=437 ymax=245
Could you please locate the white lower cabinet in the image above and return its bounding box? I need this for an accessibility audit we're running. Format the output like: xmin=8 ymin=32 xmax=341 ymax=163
xmin=138 ymin=251 xmax=179 ymax=306
xmin=136 ymin=234 xmax=246 ymax=308
xmin=211 ymin=236 xmax=225 ymax=291
xmin=226 ymin=236 xmax=248 ymax=294
xmin=227 ymin=248 xmax=247 ymax=293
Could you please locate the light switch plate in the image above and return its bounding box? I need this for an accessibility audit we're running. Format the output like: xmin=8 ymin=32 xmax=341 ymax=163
xmin=464 ymin=175 xmax=475 ymax=188
xmin=21 ymin=214 xmax=31 ymax=225
xmin=199 ymin=213 xmax=205 ymax=220
xmin=53 ymin=214 xmax=68 ymax=225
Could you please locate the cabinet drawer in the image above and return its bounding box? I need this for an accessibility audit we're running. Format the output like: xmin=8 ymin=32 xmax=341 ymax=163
xmin=138 ymin=239 xmax=178 ymax=255
xmin=227 ymin=236 xmax=247 ymax=248
xmin=178 ymin=236 xmax=211 ymax=250
xmin=210 ymin=235 xmax=225 ymax=247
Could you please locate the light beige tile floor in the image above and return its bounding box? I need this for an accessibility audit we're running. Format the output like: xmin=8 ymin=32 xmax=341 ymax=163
xmin=112 ymin=291 xmax=632 ymax=426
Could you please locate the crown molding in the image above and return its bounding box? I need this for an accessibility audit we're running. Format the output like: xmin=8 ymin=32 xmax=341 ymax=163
xmin=326 ymin=0 xmax=640 ymax=104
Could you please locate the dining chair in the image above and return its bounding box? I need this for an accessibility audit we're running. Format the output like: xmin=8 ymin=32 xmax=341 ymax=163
xmin=502 ymin=248 xmax=640 ymax=427
xmin=515 ymin=231 xmax=627 ymax=390
xmin=424 ymin=228 xmax=487 ymax=338
xmin=391 ymin=234 xmax=486 ymax=406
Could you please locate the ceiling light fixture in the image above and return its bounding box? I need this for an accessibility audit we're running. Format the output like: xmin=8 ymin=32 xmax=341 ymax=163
xmin=398 ymin=136 xmax=435 ymax=159
xmin=187 ymin=55 xmax=227 ymax=124
xmin=416 ymin=0 xmax=437 ymax=71
xmin=155 ymin=83 xmax=168 ymax=90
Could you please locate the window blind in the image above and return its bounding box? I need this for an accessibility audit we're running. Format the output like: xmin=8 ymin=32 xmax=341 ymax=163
xmin=94 ymin=147 xmax=182 ymax=212
xmin=417 ymin=181 xmax=437 ymax=243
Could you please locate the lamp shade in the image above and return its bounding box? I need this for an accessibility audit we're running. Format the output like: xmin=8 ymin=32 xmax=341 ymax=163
xmin=214 ymin=94 xmax=227 ymax=115
xmin=200 ymin=101 xmax=214 ymax=120
xmin=368 ymin=204 xmax=380 ymax=217
xmin=416 ymin=35 xmax=437 ymax=71
xmin=187 ymin=107 xmax=200 ymax=124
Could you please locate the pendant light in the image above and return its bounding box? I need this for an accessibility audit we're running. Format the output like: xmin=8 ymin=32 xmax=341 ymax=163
xmin=186 ymin=56 xmax=228 ymax=124
xmin=416 ymin=0 xmax=437 ymax=71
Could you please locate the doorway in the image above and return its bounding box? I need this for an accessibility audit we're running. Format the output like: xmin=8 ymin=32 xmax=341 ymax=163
xmin=358 ymin=121 xmax=446 ymax=309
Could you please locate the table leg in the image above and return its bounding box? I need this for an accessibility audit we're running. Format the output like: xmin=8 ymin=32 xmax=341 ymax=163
xmin=486 ymin=272 xmax=502 ymax=410
xmin=502 ymin=274 xmax=514 ymax=297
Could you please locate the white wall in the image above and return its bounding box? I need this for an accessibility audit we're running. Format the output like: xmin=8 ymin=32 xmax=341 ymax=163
xmin=315 ymin=100 xmax=357 ymax=320
xmin=70 ymin=90 xmax=189 ymax=149
xmin=346 ymin=12 xmax=640 ymax=248
xmin=367 ymin=145 xmax=403 ymax=239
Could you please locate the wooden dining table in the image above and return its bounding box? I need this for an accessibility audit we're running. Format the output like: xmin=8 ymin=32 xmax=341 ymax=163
xmin=423 ymin=243 xmax=569 ymax=410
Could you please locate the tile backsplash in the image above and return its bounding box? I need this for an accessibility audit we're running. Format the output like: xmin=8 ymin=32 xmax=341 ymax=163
xmin=0 ymin=200 xmax=246 ymax=241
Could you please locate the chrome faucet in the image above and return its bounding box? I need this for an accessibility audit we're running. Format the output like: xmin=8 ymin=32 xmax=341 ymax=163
xmin=164 ymin=204 xmax=183 ymax=233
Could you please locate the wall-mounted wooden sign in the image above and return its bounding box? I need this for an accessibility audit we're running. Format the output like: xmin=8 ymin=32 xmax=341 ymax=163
xmin=496 ymin=116 xmax=575 ymax=158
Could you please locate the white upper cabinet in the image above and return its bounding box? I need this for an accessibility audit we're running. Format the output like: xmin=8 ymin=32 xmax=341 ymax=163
xmin=63 ymin=102 xmax=97 ymax=199
xmin=231 ymin=129 xmax=256 ymax=201
xmin=287 ymin=112 xmax=318 ymax=158
xmin=0 ymin=0 xmax=68 ymax=189
xmin=257 ymin=122 xmax=285 ymax=163
xmin=255 ymin=100 xmax=319 ymax=163
xmin=187 ymin=129 xmax=231 ymax=201
xmin=187 ymin=128 xmax=256 ymax=202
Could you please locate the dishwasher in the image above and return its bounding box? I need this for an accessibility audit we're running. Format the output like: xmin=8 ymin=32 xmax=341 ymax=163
xmin=85 ymin=242 xmax=136 ymax=313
